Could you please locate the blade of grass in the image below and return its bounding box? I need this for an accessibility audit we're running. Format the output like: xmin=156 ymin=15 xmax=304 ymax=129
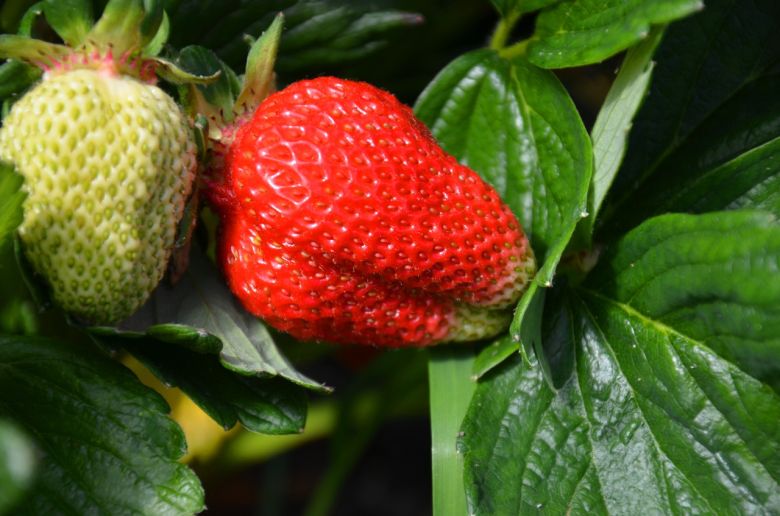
xmin=429 ymin=347 xmax=476 ymax=516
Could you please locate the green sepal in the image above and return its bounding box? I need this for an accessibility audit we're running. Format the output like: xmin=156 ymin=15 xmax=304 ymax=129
xmin=42 ymin=0 xmax=93 ymax=47
xmin=86 ymin=0 xmax=146 ymax=55
xmin=192 ymin=114 xmax=209 ymax=162
xmin=235 ymin=13 xmax=283 ymax=116
xmin=152 ymin=56 xmax=221 ymax=85
xmin=139 ymin=0 xmax=164 ymax=47
xmin=16 ymin=2 xmax=42 ymax=37
xmin=176 ymin=45 xmax=241 ymax=130
xmin=0 ymin=34 xmax=69 ymax=67
xmin=88 ymin=0 xmax=163 ymax=53
xmin=141 ymin=10 xmax=169 ymax=57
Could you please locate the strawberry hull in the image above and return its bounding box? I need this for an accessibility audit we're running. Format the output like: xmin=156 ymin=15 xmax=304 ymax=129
xmin=210 ymin=78 xmax=535 ymax=346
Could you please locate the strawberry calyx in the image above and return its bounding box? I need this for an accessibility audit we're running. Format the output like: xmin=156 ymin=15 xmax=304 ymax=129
xmin=181 ymin=14 xmax=284 ymax=145
xmin=0 ymin=40 xmax=158 ymax=83
xmin=182 ymin=14 xmax=284 ymax=216
xmin=0 ymin=0 xmax=218 ymax=86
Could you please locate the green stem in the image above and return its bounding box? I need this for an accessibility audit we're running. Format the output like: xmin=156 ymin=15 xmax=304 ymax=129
xmin=500 ymin=38 xmax=531 ymax=59
xmin=429 ymin=347 xmax=476 ymax=516
xmin=489 ymin=11 xmax=521 ymax=50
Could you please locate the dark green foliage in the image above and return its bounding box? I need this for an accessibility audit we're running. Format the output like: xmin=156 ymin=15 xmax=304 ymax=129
xmin=601 ymin=0 xmax=780 ymax=234
xmin=1 ymin=0 xmax=779 ymax=514
xmin=452 ymin=0 xmax=780 ymax=514
xmin=0 ymin=337 xmax=205 ymax=515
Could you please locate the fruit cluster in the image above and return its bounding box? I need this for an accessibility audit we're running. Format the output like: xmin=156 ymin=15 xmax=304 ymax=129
xmin=0 ymin=8 xmax=535 ymax=346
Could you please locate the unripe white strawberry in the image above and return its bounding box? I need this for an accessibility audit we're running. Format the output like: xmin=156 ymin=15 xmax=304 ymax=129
xmin=0 ymin=68 xmax=195 ymax=323
xmin=0 ymin=1 xmax=214 ymax=324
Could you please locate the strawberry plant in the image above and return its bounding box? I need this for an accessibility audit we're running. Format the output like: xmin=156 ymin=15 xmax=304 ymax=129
xmin=1 ymin=0 xmax=779 ymax=514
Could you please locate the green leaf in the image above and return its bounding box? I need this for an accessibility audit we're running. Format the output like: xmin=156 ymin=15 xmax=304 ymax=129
xmin=0 ymin=336 xmax=204 ymax=515
xmin=0 ymin=60 xmax=40 ymax=101
xmin=490 ymin=0 xmax=560 ymax=17
xmin=94 ymin=247 xmax=328 ymax=392
xmin=0 ymin=419 xmax=36 ymax=515
xmin=639 ymin=135 xmax=780 ymax=218
xmin=527 ymin=0 xmax=702 ymax=68
xmin=429 ymin=348 xmax=475 ymax=516
xmin=0 ymin=163 xmax=24 ymax=251
xmin=166 ymin=0 xmax=421 ymax=72
xmin=587 ymin=210 xmax=780 ymax=391
xmin=537 ymin=281 xmax=574 ymax=388
xmin=460 ymin=287 xmax=780 ymax=514
xmin=42 ymin=0 xmax=93 ymax=47
xmin=115 ymin=337 xmax=307 ymax=434
xmin=587 ymin=26 xmax=664 ymax=232
xmin=607 ymin=72 xmax=780 ymax=232
xmin=601 ymin=0 xmax=780 ymax=233
xmin=415 ymin=49 xmax=592 ymax=369
xmin=276 ymin=7 xmax=422 ymax=72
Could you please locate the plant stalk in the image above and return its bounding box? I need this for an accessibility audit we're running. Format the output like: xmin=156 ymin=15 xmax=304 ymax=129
xmin=428 ymin=347 xmax=476 ymax=516
xmin=489 ymin=11 xmax=521 ymax=50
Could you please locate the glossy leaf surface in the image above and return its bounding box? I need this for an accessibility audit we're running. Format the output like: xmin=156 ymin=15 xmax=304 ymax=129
xmin=0 ymin=337 xmax=204 ymax=515
xmin=527 ymin=0 xmax=702 ymax=68
xmin=461 ymin=283 xmax=780 ymax=514
xmin=588 ymin=211 xmax=780 ymax=390
xmin=95 ymin=249 xmax=327 ymax=392
xmin=166 ymin=0 xmax=420 ymax=71
xmin=119 ymin=336 xmax=308 ymax=435
xmin=602 ymin=0 xmax=780 ymax=233
xmin=587 ymin=27 xmax=663 ymax=231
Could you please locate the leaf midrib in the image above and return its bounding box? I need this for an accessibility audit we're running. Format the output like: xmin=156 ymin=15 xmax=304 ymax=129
xmin=578 ymin=287 xmax=780 ymax=487
xmin=573 ymin=291 xmax=722 ymax=514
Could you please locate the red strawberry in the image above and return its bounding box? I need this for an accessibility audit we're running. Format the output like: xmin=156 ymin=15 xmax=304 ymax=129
xmin=207 ymin=77 xmax=535 ymax=347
